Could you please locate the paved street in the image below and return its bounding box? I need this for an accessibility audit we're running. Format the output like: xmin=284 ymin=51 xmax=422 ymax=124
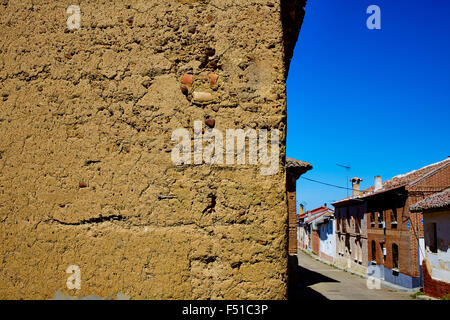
xmin=292 ymin=251 xmax=414 ymax=300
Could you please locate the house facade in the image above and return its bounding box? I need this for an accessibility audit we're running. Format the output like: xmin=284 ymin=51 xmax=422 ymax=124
xmin=364 ymin=159 xmax=449 ymax=289
xmin=330 ymin=158 xmax=449 ymax=290
xmin=332 ymin=178 xmax=369 ymax=276
xmin=317 ymin=214 xmax=336 ymax=263
xmin=297 ymin=211 xmax=309 ymax=251
xmin=410 ymin=188 xmax=450 ymax=298
xmin=297 ymin=205 xmax=334 ymax=262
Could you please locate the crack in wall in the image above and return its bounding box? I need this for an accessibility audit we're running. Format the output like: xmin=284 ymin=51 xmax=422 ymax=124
xmin=45 ymin=215 xmax=126 ymax=226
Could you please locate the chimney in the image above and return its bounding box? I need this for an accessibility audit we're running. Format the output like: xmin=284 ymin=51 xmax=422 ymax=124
xmin=350 ymin=177 xmax=363 ymax=196
xmin=374 ymin=176 xmax=382 ymax=191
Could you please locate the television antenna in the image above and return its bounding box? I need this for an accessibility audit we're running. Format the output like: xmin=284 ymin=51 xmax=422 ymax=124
xmin=336 ymin=163 xmax=351 ymax=196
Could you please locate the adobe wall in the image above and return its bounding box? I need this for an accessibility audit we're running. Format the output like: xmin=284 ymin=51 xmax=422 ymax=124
xmin=0 ymin=0 xmax=306 ymax=299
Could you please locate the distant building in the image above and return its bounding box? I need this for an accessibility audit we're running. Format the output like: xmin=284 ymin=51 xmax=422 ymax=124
xmin=286 ymin=157 xmax=312 ymax=298
xmin=363 ymin=158 xmax=449 ymax=289
xmin=410 ymin=188 xmax=450 ymax=298
xmin=297 ymin=211 xmax=309 ymax=251
xmin=297 ymin=205 xmax=335 ymax=263
xmin=317 ymin=211 xmax=336 ymax=263
xmin=332 ymin=177 xmax=368 ymax=276
xmin=286 ymin=157 xmax=312 ymax=255
xmin=333 ymin=158 xmax=449 ymax=289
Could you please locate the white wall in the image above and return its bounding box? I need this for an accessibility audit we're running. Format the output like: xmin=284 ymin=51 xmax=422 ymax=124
xmin=424 ymin=210 xmax=450 ymax=283
xmin=297 ymin=226 xmax=309 ymax=249
xmin=319 ymin=220 xmax=335 ymax=259
xmin=419 ymin=238 xmax=425 ymax=265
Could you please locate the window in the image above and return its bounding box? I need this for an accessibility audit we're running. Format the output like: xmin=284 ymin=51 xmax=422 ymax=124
xmin=358 ymin=242 xmax=363 ymax=263
xmin=391 ymin=208 xmax=397 ymax=229
xmin=355 ymin=240 xmax=362 ymax=263
xmin=337 ymin=212 xmax=341 ymax=232
xmin=380 ymin=242 xmax=385 ymax=263
xmin=377 ymin=212 xmax=384 ymax=228
xmin=371 ymin=240 xmax=376 ymax=262
xmin=343 ymin=208 xmax=349 ymax=232
xmin=370 ymin=212 xmax=375 ymax=227
xmin=355 ymin=217 xmax=360 ymax=234
xmin=355 ymin=207 xmax=361 ymax=234
xmin=429 ymin=223 xmax=438 ymax=253
xmin=392 ymin=243 xmax=399 ymax=269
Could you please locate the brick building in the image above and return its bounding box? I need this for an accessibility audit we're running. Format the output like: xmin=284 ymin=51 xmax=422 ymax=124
xmin=410 ymin=188 xmax=450 ymax=299
xmin=332 ymin=177 xmax=368 ymax=276
xmin=297 ymin=211 xmax=309 ymax=251
xmin=363 ymin=158 xmax=450 ymax=289
xmin=286 ymin=158 xmax=313 ymax=255
xmin=286 ymin=157 xmax=312 ymax=297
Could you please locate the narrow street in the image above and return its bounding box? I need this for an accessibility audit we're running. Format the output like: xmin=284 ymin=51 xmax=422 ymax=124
xmin=292 ymin=251 xmax=414 ymax=300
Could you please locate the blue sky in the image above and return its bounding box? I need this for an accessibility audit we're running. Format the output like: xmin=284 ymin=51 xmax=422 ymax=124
xmin=286 ymin=0 xmax=450 ymax=211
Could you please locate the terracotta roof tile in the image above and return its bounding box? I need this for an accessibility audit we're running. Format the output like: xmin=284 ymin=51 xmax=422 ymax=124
xmin=332 ymin=158 xmax=450 ymax=206
xmin=410 ymin=188 xmax=450 ymax=212
xmin=286 ymin=157 xmax=312 ymax=169
xmin=362 ymin=158 xmax=450 ymax=194
xmin=298 ymin=206 xmax=334 ymax=224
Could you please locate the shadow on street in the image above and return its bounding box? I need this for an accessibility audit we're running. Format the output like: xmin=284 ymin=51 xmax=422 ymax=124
xmin=288 ymin=255 xmax=339 ymax=300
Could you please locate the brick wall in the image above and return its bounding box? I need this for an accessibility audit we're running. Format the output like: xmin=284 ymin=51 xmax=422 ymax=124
xmin=367 ymin=201 xmax=417 ymax=277
xmin=312 ymin=229 xmax=320 ymax=255
xmin=366 ymin=164 xmax=449 ymax=279
xmin=423 ymin=261 xmax=450 ymax=299
xmin=319 ymin=251 xmax=333 ymax=263
xmin=287 ymin=175 xmax=297 ymax=255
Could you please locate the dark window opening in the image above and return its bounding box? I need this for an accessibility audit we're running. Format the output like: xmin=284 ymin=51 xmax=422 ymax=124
xmin=371 ymin=240 xmax=376 ymax=262
xmin=392 ymin=243 xmax=399 ymax=269
xmin=345 ymin=208 xmax=350 ymax=232
xmin=378 ymin=212 xmax=384 ymax=228
xmin=355 ymin=217 xmax=360 ymax=234
xmin=370 ymin=212 xmax=375 ymax=227
xmin=429 ymin=223 xmax=438 ymax=253
xmin=391 ymin=208 xmax=397 ymax=228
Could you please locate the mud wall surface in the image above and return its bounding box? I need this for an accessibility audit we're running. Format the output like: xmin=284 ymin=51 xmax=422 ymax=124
xmin=0 ymin=0 xmax=305 ymax=299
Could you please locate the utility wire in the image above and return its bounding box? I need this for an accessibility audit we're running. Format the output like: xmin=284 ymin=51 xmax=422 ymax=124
xmin=300 ymin=176 xmax=447 ymax=194
xmin=300 ymin=176 xmax=354 ymax=191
